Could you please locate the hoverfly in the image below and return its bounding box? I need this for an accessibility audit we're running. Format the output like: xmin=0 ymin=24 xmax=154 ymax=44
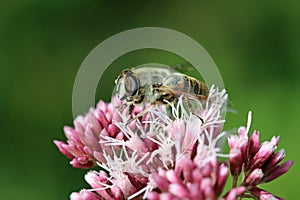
xmin=114 ymin=66 xmax=209 ymax=115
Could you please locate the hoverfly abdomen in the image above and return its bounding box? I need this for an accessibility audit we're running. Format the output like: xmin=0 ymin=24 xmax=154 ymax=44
xmin=196 ymin=81 xmax=209 ymax=101
xmin=162 ymin=73 xmax=209 ymax=102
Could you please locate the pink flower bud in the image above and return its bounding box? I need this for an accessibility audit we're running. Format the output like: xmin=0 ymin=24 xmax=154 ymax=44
xmin=70 ymin=190 xmax=103 ymax=200
xmin=160 ymin=193 xmax=174 ymax=200
xmin=225 ymin=186 xmax=246 ymax=200
xmin=95 ymin=109 xmax=109 ymax=129
xmin=70 ymin=192 xmax=81 ymax=200
xmin=227 ymin=133 xmax=248 ymax=163
xmin=229 ymin=148 xmax=243 ymax=176
xmin=107 ymin=124 xmax=119 ymax=137
xmin=166 ymin=170 xmax=182 ymax=184
xmin=270 ymin=136 xmax=280 ymax=147
xmin=262 ymin=160 xmax=294 ymax=183
xmin=177 ymin=156 xmax=194 ymax=182
xmin=263 ymin=149 xmax=286 ymax=172
xmin=215 ymin=163 xmax=229 ymax=196
xmin=53 ymin=140 xmax=74 ymax=159
xmin=238 ymin=127 xmax=248 ymax=137
xmin=151 ymin=173 xmax=169 ymax=192
xmin=250 ymin=187 xmax=283 ymax=200
xmin=250 ymin=141 xmax=275 ymax=170
xmin=187 ymin=182 xmax=201 ymax=198
xmin=245 ymin=168 xmax=264 ymax=186
xmin=93 ymin=151 xmax=106 ymax=163
xmin=70 ymin=156 xmax=94 ymax=168
xmin=201 ymin=178 xmax=216 ymax=199
xmin=147 ymin=192 xmax=160 ymax=200
xmin=249 ymin=130 xmax=260 ymax=157
xmin=169 ymin=183 xmax=190 ymax=198
xmin=84 ymin=171 xmax=114 ymax=199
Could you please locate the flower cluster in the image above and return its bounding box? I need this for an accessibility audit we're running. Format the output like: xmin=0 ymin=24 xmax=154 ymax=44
xmin=54 ymin=86 xmax=293 ymax=200
xmin=228 ymin=112 xmax=293 ymax=199
xmin=147 ymin=157 xmax=246 ymax=200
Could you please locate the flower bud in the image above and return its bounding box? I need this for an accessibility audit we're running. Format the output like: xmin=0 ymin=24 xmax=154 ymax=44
xmin=70 ymin=190 xmax=103 ymax=200
xmin=263 ymin=149 xmax=286 ymax=172
xmin=249 ymin=130 xmax=260 ymax=157
xmin=250 ymin=141 xmax=275 ymax=170
xmin=229 ymin=148 xmax=243 ymax=176
xmin=250 ymin=187 xmax=283 ymax=200
xmin=262 ymin=160 xmax=294 ymax=183
xmin=215 ymin=163 xmax=229 ymax=196
xmin=225 ymin=186 xmax=246 ymax=200
xmin=246 ymin=168 xmax=264 ymax=186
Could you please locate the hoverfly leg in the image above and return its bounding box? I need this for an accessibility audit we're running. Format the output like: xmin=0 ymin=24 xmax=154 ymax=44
xmin=195 ymin=114 xmax=204 ymax=124
xmin=125 ymin=105 xmax=155 ymax=125
xmin=128 ymin=104 xmax=134 ymax=115
xmin=185 ymin=98 xmax=195 ymax=112
xmin=183 ymin=97 xmax=204 ymax=124
xmin=115 ymin=102 xmax=127 ymax=111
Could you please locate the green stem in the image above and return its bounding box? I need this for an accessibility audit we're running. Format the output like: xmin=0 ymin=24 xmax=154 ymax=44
xmin=232 ymin=175 xmax=238 ymax=188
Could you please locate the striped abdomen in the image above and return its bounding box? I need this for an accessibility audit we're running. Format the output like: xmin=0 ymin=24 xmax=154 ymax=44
xmin=163 ymin=73 xmax=209 ymax=101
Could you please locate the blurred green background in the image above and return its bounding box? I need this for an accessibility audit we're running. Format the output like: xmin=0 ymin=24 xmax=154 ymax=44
xmin=0 ymin=0 xmax=298 ymax=199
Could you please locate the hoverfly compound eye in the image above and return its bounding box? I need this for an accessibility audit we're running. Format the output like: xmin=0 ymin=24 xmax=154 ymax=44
xmin=115 ymin=69 xmax=130 ymax=100
xmin=124 ymin=72 xmax=139 ymax=95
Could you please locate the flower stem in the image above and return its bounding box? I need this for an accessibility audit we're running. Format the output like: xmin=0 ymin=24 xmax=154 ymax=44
xmin=232 ymin=175 xmax=238 ymax=188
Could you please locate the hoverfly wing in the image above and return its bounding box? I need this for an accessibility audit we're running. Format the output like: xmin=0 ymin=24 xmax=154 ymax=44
xmin=170 ymin=62 xmax=196 ymax=73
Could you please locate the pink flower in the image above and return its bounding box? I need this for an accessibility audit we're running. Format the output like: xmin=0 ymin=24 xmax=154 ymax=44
xmin=227 ymin=112 xmax=293 ymax=199
xmin=147 ymin=157 xmax=230 ymax=200
xmin=54 ymin=98 xmax=150 ymax=168
xmin=54 ymin=84 xmax=293 ymax=200
xmin=70 ymin=190 xmax=103 ymax=200
xmin=54 ymin=99 xmax=122 ymax=168
xmin=250 ymin=187 xmax=284 ymax=200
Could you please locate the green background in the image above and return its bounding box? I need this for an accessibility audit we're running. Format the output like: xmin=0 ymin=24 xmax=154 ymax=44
xmin=0 ymin=1 xmax=298 ymax=199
